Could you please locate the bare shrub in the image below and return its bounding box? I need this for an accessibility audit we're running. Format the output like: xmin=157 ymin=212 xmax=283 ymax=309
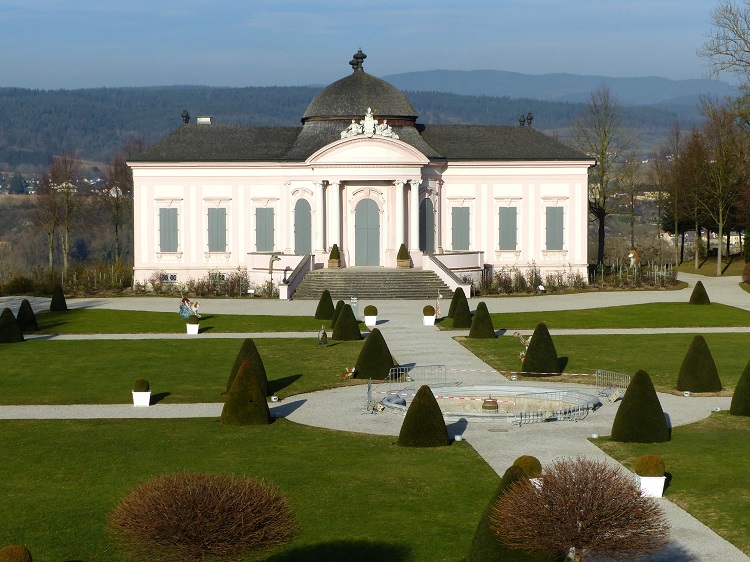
xmin=108 ymin=472 xmax=298 ymax=562
xmin=491 ymin=457 xmax=669 ymax=562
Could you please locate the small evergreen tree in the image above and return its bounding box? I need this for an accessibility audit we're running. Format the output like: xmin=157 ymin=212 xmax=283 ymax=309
xmin=49 ymin=284 xmax=68 ymax=311
xmin=354 ymin=328 xmax=396 ymax=380
xmin=332 ymin=304 xmax=362 ymax=340
xmin=225 ymin=339 xmax=268 ymax=396
xmin=397 ymin=385 xmax=450 ymax=447
xmin=452 ymin=292 xmax=472 ymax=328
xmin=688 ymin=280 xmax=711 ymax=304
xmin=512 ymin=455 xmax=543 ymax=478
xmin=468 ymin=301 xmax=495 ymax=338
xmin=521 ymin=323 xmax=560 ymax=376
xmin=221 ymin=360 xmax=270 ymax=425
xmin=447 ymin=287 xmax=466 ymax=319
xmin=16 ymin=299 xmax=39 ymax=332
xmin=0 ymin=308 xmax=24 ymax=344
xmin=611 ymin=370 xmax=670 ymax=443
xmin=314 ymin=289 xmax=335 ymax=320
xmin=730 ymin=358 xmax=750 ymax=416
xmin=330 ymin=300 xmax=345 ymax=328
xmin=676 ymin=335 xmax=722 ymax=392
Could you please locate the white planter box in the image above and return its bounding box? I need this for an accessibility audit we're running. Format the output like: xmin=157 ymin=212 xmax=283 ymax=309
xmin=423 ymin=315 xmax=436 ymax=326
xmin=186 ymin=323 xmax=200 ymax=334
xmin=638 ymin=475 xmax=666 ymax=497
xmin=132 ymin=391 xmax=151 ymax=407
xmin=365 ymin=315 xmax=377 ymax=327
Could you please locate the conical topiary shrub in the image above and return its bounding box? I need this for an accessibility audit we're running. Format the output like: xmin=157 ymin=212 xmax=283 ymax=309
xmin=521 ymin=323 xmax=560 ymax=376
xmin=0 ymin=545 xmax=33 ymax=562
xmin=730 ymin=358 xmax=750 ymax=416
xmin=331 ymin=300 xmax=345 ymax=328
xmin=452 ymin=292 xmax=472 ymax=328
xmin=512 ymin=455 xmax=542 ymax=478
xmin=675 ymin=335 xmax=722 ymax=392
xmin=397 ymin=385 xmax=450 ymax=447
xmin=0 ymin=308 xmax=24 ymax=344
xmin=468 ymin=301 xmax=495 ymax=338
xmin=332 ymin=304 xmax=361 ymax=340
xmin=611 ymin=370 xmax=670 ymax=443
xmin=225 ymin=339 xmax=268 ymax=396
xmin=467 ymin=465 xmax=558 ymax=562
xmin=220 ymin=360 xmax=270 ymax=425
xmin=314 ymin=289 xmax=335 ymax=320
xmin=16 ymin=299 xmax=38 ymax=332
xmin=354 ymin=328 xmax=396 ymax=380
xmin=50 ymin=284 xmax=68 ymax=311
xmin=689 ymin=280 xmax=711 ymax=305
xmin=447 ymin=287 xmax=466 ymax=319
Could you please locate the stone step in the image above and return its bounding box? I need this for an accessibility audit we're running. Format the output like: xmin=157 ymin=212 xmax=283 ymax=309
xmin=293 ymin=268 xmax=453 ymax=300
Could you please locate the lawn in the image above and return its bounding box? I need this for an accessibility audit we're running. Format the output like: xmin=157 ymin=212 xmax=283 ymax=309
xmin=0 ymin=338 xmax=365 ymax=404
xmin=0 ymin=417 xmax=498 ymax=561
xmin=597 ymin=412 xmax=750 ymax=555
xmin=676 ymin=254 xmax=745 ymax=277
xmin=460 ymin=333 xmax=750 ymax=391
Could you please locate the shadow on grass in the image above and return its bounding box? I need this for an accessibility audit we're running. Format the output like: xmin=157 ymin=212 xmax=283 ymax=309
xmin=270 ymin=398 xmax=307 ymax=418
xmin=151 ymin=391 xmax=171 ymax=404
xmin=664 ymin=471 xmax=673 ymax=492
xmin=264 ymin=539 xmax=411 ymax=562
xmin=269 ymin=374 xmax=303 ymax=395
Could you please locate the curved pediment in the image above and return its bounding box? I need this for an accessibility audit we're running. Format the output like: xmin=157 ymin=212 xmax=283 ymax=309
xmin=306 ymin=136 xmax=429 ymax=167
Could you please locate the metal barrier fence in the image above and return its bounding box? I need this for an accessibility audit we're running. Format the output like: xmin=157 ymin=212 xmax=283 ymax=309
xmin=382 ymin=365 xmax=447 ymax=393
xmin=595 ymin=369 xmax=631 ymax=397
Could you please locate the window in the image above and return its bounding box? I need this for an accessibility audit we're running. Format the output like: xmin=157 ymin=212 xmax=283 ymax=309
xmin=256 ymin=208 xmax=274 ymax=251
xmin=159 ymin=208 xmax=178 ymax=252
xmin=498 ymin=207 xmax=517 ymax=250
xmin=452 ymin=207 xmax=470 ymax=251
xmin=207 ymin=208 xmax=227 ymax=252
xmin=546 ymin=207 xmax=564 ymax=251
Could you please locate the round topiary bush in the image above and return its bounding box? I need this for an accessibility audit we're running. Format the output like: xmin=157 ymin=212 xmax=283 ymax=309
xmin=133 ymin=378 xmax=150 ymax=392
xmin=512 ymin=455 xmax=543 ymax=478
xmin=633 ymin=454 xmax=665 ymax=477
xmin=354 ymin=328 xmax=396 ymax=381
xmin=447 ymin=287 xmax=466 ymax=319
xmin=397 ymin=385 xmax=450 ymax=447
xmin=0 ymin=545 xmax=33 ymax=562
xmin=331 ymin=300 xmax=345 ymax=328
xmin=689 ymin=280 xmax=711 ymax=305
xmin=225 ymin=339 xmax=268 ymax=396
xmin=675 ymin=335 xmax=722 ymax=392
xmin=521 ymin=323 xmax=560 ymax=376
xmin=314 ymin=289 xmax=335 ymax=320
xmin=108 ymin=472 xmax=297 ymax=562
xmin=452 ymin=292 xmax=472 ymax=328
xmin=363 ymin=305 xmax=377 ymax=316
xmin=332 ymin=304 xmax=362 ymax=341
xmin=49 ymin=284 xmax=68 ymax=311
xmin=0 ymin=308 xmax=24 ymax=344
xmin=423 ymin=304 xmax=435 ymax=316
xmin=730 ymin=358 xmax=750 ymax=416
xmin=611 ymin=370 xmax=670 ymax=443
xmin=469 ymin=301 xmax=496 ymax=339
xmin=221 ymin=360 xmax=271 ymax=425
xmin=16 ymin=299 xmax=38 ymax=332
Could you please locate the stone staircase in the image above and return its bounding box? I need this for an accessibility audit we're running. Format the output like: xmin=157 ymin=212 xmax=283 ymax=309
xmin=292 ymin=268 xmax=453 ymax=300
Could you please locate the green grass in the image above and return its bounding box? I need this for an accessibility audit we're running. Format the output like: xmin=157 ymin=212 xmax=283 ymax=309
xmin=35 ymin=309 xmax=331 ymax=334
xmin=597 ymin=412 xmax=750 ymax=555
xmin=0 ymin=417 xmax=498 ymax=561
xmin=676 ymin=253 xmax=745 ymax=277
xmin=0 ymin=339 xmax=365 ymax=404
xmin=460 ymin=333 xmax=750 ymax=391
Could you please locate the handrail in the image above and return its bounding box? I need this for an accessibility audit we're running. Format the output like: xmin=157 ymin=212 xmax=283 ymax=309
xmin=278 ymin=254 xmax=313 ymax=300
xmin=422 ymin=253 xmax=472 ymax=295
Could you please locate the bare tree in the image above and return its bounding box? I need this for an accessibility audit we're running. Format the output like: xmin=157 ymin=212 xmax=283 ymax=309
xmin=491 ymin=457 xmax=670 ymax=562
xmin=102 ymin=138 xmax=143 ymax=263
xmin=33 ymin=172 xmax=59 ymax=271
xmin=48 ymin=151 xmax=82 ymax=274
xmin=619 ymin=152 xmax=643 ymax=250
xmin=700 ymin=0 xmax=750 ymax=84
xmin=574 ymin=85 xmax=635 ymax=265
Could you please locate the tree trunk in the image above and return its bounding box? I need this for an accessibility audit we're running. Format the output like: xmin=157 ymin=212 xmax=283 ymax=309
xmin=680 ymin=231 xmax=685 ymax=263
xmin=597 ymin=213 xmax=606 ymax=265
xmin=47 ymin=229 xmax=55 ymax=271
xmin=695 ymin=225 xmax=700 ymax=270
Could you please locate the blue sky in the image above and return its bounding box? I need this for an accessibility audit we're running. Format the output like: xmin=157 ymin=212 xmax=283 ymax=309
xmin=0 ymin=0 xmax=728 ymax=89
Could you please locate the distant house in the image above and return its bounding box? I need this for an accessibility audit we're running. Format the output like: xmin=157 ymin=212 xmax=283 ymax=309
xmin=129 ymin=51 xmax=593 ymax=295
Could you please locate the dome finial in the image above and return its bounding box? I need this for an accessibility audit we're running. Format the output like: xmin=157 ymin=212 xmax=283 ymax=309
xmin=349 ymin=49 xmax=366 ymax=72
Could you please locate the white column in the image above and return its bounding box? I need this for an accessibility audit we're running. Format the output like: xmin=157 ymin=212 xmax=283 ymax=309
xmin=328 ymin=180 xmax=341 ymax=249
xmin=409 ymin=179 xmax=421 ymax=251
xmin=436 ymin=180 xmax=444 ymax=253
xmin=313 ymin=180 xmax=325 ymax=252
xmin=394 ymin=180 xmax=405 ymax=250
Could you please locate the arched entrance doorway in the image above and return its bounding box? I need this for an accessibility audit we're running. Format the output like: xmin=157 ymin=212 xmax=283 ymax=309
xmin=355 ymin=198 xmax=380 ymax=266
xmin=294 ymin=199 xmax=312 ymax=255
xmin=419 ymin=198 xmax=434 ymax=253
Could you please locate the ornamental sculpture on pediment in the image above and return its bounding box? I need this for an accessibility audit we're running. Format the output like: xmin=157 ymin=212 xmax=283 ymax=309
xmin=340 ymin=107 xmax=399 ymax=140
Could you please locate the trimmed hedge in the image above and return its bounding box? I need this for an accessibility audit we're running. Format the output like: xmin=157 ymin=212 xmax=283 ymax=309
xmin=16 ymin=299 xmax=38 ymax=332
xmin=512 ymin=455 xmax=542 ymax=478
xmin=225 ymin=339 xmax=268 ymax=396
xmin=689 ymin=280 xmax=711 ymax=304
xmin=0 ymin=545 xmax=32 ymax=562
xmin=354 ymin=328 xmax=396 ymax=381
xmin=730 ymin=358 xmax=750 ymax=416
xmin=447 ymin=287 xmax=466 ymax=319
xmin=397 ymin=385 xmax=450 ymax=447
xmin=50 ymin=284 xmax=68 ymax=311
xmin=521 ymin=323 xmax=560 ymax=376
xmin=0 ymin=308 xmax=24 ymax=344
xmin=221 ymin=360 xmax=271 ymax=425
xmin=331 ymin=300 xmax=345 ymax=328
xmin=452 ymin=292 xmax=472 ymax=328
xmin=675 ymin=335 xmax=722 ymax=392
xmin=314 ymin=289 xmax=335 ymax=320
xmin=469 ymin=301 xmax=496 ymax=338
xmin=332 ymin=304 xmax=361 ymax=341
xmin=611 ymin=370 xmax=670 ymax=443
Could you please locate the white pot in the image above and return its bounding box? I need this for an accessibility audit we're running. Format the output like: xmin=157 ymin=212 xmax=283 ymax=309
xmin=132 ymin=391 xmax=151 ymax=407
xmin=365 ymin=315 xmax=377 ymax=327
xmin=423 ymin=315 xmax=436 ymax=326
xmin=638 ymin=475 xmax=666 ymax=497
xmin=186 ymin=323 xmax=199 ymax=334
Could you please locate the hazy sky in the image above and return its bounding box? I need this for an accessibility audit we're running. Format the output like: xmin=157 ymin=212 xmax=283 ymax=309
xmin=0 ymin=0 xmax=729 ymax=89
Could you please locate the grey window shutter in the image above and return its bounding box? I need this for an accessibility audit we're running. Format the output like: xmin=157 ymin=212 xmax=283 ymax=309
xmin=498 ymin=207 xmax=517 ymax=250
xmin=256 ymin=208 xmax=274 ymax=251
xmin=546 ymin=207 xmax=564 ymax=250
xmin=208 ymin=208 xmax=226 ymax=252
xmin=452 ymin=207 xmax=470 ymax=251
xmin=159 ymin=208 xmax=178 ymax=252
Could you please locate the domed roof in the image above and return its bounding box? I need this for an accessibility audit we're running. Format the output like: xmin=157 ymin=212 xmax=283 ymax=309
xmin=302 ymin=50 xmax=418 ymax=123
